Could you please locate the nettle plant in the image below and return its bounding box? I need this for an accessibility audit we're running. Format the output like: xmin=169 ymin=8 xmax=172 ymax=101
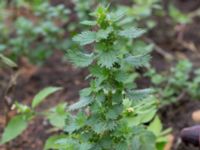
xmin=146 ymin=60 xmax=200 ymax=106
xmin=0 ymin=1 xmax=69 ymax=64
xmin=44 ymin=6 xmax=169 ymax=150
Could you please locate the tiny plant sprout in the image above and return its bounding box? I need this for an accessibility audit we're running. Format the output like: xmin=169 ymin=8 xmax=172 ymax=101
xmin=127 ymin=107 xmax=134 ymax=113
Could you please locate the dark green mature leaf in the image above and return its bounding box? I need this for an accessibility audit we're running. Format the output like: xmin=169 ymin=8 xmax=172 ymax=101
xmin=32 ymin=87 xmax=62 ymax=108
xmin=98 ymin=50 xmax=118 ymax=68
xmin=65 ymin=113 xmax=87 ymax=133
xmin=124 ymin=54 xmax=151 ymax=67
xmin=69 ymin=96 xmax=93 ymax=111
xmin=44 ymin=134 xmax=68 ymax=150
xmin=115 ymin=141 xmax=128 ymax=150
xmin=67 ymin=50 xmax=95 ymax=67
xmin=127 ymin=88 xmax=154 ymax=101
xmin=96 ymin=27 xmax=113 ymax=41
xmin=92 ymin=122 xmax=106 ymax=134
xmin=81 ymin=20 xmax=97 ymax=26
xmin=73 ymin=31 xmax=96 ymax=45
xmin=79 ymin=143 xmax=93 ymax=150
xmin=0 ymin=115 xmax=28 ymax=144
xmin=119 ymin=27 xmax=146 ymax=39
xmin=65 ymin=121 xmax=80 ymax=133
xmin=90 ymin=65 xmax=109 ymax=83
xmin=106 ymin=105 xmax=123 ymax=120
xmin=45 ymin=135 xmax=80 ymax=150
xmin=131 ymin=130 xmax=156 ymax=150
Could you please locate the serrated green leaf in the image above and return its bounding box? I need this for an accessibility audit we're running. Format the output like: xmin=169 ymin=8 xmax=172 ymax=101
xmin=106 ymin=105 xmax=123 ymax=120
xmin=80 ymin=88 xmax=92 ymax=97
xmin=81 ymin=20 xmax=97 ymax=26
xmin=65 ymin=112 xmax=87 ymax=133
xmin=131 ymin=41 xmax=154 ymax=55
xmin=44 ymin=134 xmax=68 ymax=150
xmin=98 ymin=50 xmax=118 ymax=68
xmin=69 ymin=96 xmax=93 ymax=111
xmin=124 ymin=54 xmax=151 ymax=67
xmin=47 ymin=103 xmax=68 ymax=129
xmin=92 ymin=122 xmax=106 ymax=133
xmin=115 ymin=142 xmax=128 ymax=150
xmin=90 ymin=65 xmax=109 ymax=83
xmin=1 ymin=115 xmax=28 ymax=144
xmin=65 ymin=121 xmax=80 ymax=133
xmin=131 ymin=130 xmax=156 ymax=150
xmin=127 ymin=88 xmax=154 ymax=101
xmin=119 ymin=27 xmax=146 ymax=39
xmin=115 ymin=71 xmax=138 ymax=84
xmin=96 ymin=27 xmax=113 ymax=41
xmin=32 ymin=87 xmax=62 ymax=108
xmin=110 ymin=8 xmax=127 ymax=22
xmin=67 ymin=50 xmax=95 ymax=67
xmin=73 ymin=31 xmax=96 ymax=45
xmin=80 ymin=143 xmax=93 ymax=150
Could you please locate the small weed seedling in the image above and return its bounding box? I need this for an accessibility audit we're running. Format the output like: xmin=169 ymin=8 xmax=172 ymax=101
xmin=0 ymin=86 xmax=65 ymax=144
xmin=0 ymin=1 xmax=70 ymax=64
xmin=146 ymin=60 xmax=200 ymax=106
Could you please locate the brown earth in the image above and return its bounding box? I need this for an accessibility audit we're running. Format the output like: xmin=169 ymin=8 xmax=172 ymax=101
xmin=1 ymin=0 xmax=200 ymax=150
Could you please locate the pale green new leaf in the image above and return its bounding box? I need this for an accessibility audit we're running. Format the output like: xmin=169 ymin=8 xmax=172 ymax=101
xmin=110 ymin=8 xmax=127 ymax=22
xmin=47 ymin=103 xmax=68 ymax=129
xmin=32 ymin=87 xmax=62 ymax=108
xmin=73 ymin=31 xmax=96 ymax=45
xmin=169 ymin=5 xmax=190 ymax=24
xmin=124 ymin=54 xmax=151 ymax=67
xmin=69 ymin=96 xmax=93 ymax=111
xmin=0 ymin=115 xmax=28 ymax=144
xmin=96 ymin=27 xmax=113 ymax=41
xmin=147 ymin=116 xmax=162 ymax=136
xmin=67 ymin=50 xmax=95 ymax=67
xmin=98 ymin=51 xmax=118 ymax=68
xmin=0 ymin=54 xmax=17 ymax=68
xmin=119 ymin=27 xmax=146 ymax=39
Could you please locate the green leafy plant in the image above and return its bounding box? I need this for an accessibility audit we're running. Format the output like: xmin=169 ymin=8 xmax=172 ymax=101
xmin=0 ymin=1 xmax=70 ymax=64
xmin=0 ymin=86 xmax=64 ymax=144
xmin=168 ymin=4 xmax=190 ymax=24
xmin=44 ymin=5 xmax=168 ymax=150
xmin=146 ymin=60 xmax=200 ymax=106
xmin=187 ymin=69 xmax=200 ymax=99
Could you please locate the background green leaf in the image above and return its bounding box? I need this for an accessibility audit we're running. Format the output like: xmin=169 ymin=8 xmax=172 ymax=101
xmin=32 ymin=87 xmax=62 ymax=108
xmin=0 ymin=115 xmax=28 ymax=144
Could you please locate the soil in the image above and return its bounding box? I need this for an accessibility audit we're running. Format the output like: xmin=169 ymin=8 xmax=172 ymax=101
xmin=1 ymin=0 xmax=200 ymax=150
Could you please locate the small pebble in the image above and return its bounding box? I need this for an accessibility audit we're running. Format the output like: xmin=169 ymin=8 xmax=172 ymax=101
xmin=192 ymin=110 xmax=200 ymax=122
